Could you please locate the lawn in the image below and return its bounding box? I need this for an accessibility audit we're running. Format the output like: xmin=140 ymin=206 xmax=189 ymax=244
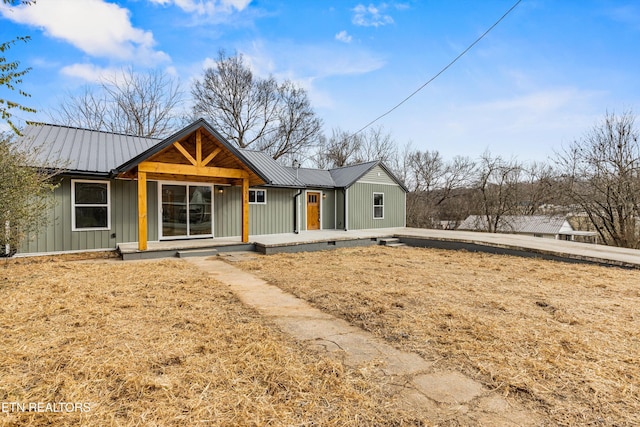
xmin=238 ymin=245 xmax=640 ymax=427
xmin=0 ymin=256 xmax=420 ymax=426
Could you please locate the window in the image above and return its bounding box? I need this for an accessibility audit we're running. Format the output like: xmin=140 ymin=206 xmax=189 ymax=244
xmin=249 ymin=189 xmax=267 ymax=204
xmin=72 ymin=180 xmax=110 ymax=230
xmin=161 ymin=183 xmax=212 ymax=238
xmin=373 ymin=192 xmax=384 ymax=219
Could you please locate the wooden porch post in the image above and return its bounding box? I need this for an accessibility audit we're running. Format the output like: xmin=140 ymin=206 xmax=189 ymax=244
xmin=138 ymin=171 xmax=148 ymax=251
xmin=241 ymin=177 xmax=249 ymax=243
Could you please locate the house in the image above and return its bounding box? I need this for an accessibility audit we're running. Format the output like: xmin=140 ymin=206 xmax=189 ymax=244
xmin=457 ymin=215 xmax=598 ymax=242
xmin=16 ymin=119 xmax=407 ymax=255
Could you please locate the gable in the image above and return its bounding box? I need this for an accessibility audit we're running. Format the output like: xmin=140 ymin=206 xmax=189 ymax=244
xmin=116 ymin=120 xmax=267 ymax=187
xmin=329 ymin=161 xmax=407 ymax=191
xmin=357 ymin=165 xmax=398 ymax=185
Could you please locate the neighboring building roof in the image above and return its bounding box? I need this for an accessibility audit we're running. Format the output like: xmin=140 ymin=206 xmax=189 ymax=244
xmin=19 ymin=123 xmax=160 ymax=175
xmin=458 ymin=215 xmax=574 ymax=235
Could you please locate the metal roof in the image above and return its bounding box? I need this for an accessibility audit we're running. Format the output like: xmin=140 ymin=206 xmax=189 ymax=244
xmin=285 ymin=167 xmax=335 ymax=188
xmin=329 ymin=161 xmax=379 ymax=187
xmin=239 ymin=150 xmax=305 ymax=187
xmin=18 ymin=123 xmax=160 ymax=175
xmin=458 ymin=215 xmax=574 ymax=235
xmin=17 ymin=122 xmax=406 ymax=192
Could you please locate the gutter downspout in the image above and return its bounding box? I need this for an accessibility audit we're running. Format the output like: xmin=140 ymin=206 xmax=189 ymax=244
xmin=344 ymin=187 xmax=349 ymax=231
xmin=293 ymin=189 xmax=303 ymax=234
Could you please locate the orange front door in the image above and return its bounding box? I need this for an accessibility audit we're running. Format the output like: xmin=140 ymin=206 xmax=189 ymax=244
xmin=306 ymin=192 xmax=320 ymax=230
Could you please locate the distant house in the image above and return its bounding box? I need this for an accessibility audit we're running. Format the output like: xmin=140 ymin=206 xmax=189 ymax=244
xmin=15 ymin=119 xmax=407 ymax=255
xmin=457 ymin=215 xmax=598 ymax=242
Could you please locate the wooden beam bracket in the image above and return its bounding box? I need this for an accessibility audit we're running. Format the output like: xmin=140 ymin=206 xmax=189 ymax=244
xmin=173 ymin=141 xmax=197 ymax=166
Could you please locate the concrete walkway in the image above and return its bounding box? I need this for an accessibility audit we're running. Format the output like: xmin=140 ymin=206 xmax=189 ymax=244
xmin=185 ymin=256 xmax=540 ymax=425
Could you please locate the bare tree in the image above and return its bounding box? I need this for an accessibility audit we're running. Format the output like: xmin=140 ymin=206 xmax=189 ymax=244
xmin=311 ymin=129 xmax=358 ymax=169
xmin=554 ymin=110 xmax=640 ymax=248
xmin=517 ymin=161 xmax=557 ymax=215
xmin=471 ymin=151 xmax=523 ymax=232
xmin=312 ymin=125 xmax=396 ymax=168
xmin=262 ymin=81 xmax=323 ymax=161
xmin=192 ymin=50 xmax=322 ymax=160
xmin=52 ymin=68 xmax=183 ymax=138
xmin=404 ymin=150 xmax=475 ymax=227
xmin=357 ymin=126 xmax=396 ymax=165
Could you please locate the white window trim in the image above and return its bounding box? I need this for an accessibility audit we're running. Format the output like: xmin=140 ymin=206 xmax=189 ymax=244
xmin=71 ymin=179 xmax=111 ymax=231
xmin=373 ymin=192 xmax=384 ymax=220
xmin=249 ymin=188 xmax=267 ymax=205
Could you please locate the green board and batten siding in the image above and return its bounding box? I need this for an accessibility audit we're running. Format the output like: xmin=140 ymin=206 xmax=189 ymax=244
xmin=347 ymin=165 xmax=406 ymax=230
xmin=18 ymin=164 xmax=406 ymax=254
xmin=19 ymin=178 xmax=158 ymax=254
xmin=322 ymin=190 xmax=336 ymax=230
xmin=213 ymin=186 xmax=297 ymax=237
xmin=250 ymin=188 xmax=297 ymax=236
xmin=358 ymin=165 xmax=398 ymax=185
xmin=20 ymin=181 xmax=297 ymax=254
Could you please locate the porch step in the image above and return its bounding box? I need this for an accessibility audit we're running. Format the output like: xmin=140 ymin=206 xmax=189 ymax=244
xmin=379 ymin=238 xmax=406 ymax=248
xmin=176 ymin=248 xmax=219 ymax=258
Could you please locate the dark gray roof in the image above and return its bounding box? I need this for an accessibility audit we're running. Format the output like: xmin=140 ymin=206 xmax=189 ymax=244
xmin=285 ymin=167 xmax=335 ymax=188
xmin=19 ymin=123 xmax=160 ymax=175
xmin=329 ymin=160 xmax=379 ymax=187
xmin=17 ymin=122 xmax=406 ymax=191
xmin=239 ymin=150 xmax=305 ymax=187
xmin=458 ymin=215 xmax=574 ymax=235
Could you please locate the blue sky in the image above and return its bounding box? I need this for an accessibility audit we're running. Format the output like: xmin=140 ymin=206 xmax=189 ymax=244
xmin=1 ymin=0 xmax=639 ymax=163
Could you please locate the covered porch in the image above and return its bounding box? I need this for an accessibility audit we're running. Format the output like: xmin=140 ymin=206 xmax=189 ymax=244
xmin=114 ymin=120 xmax=268 ymax=251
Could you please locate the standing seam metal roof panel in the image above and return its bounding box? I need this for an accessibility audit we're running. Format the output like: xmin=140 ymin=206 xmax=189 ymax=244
xmin=18 ymin=124 xmax=160 ymax=174
xmin=284 ymin=167 xmax=335 ymax=187
xmin=238 ymin=149 xmax=305 ymax=187
xmin=329 ymin=161 xmax=379 ymax=188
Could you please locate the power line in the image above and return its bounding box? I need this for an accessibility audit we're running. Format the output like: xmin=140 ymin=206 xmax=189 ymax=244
xmin=351 ymin=0 xmax=522 ymax=137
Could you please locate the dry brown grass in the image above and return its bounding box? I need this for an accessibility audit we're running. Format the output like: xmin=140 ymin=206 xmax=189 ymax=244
xmin=0 ymin=256 xmax=422 ymax=426
xmin=239 ymin=246 xmax=640 ymax=426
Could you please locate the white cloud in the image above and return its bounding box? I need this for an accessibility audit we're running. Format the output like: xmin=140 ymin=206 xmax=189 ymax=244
xmin=147 ymin=0 xmax=251 ymax=16
xmin=0 ymin=0 xmax=169 ymax=65
xmin=60 ymin=63 xmax=121 ymax=84
xmin=242 ymin=40 xmax=385 ymax=80
xmin=335 ymin=30 xmax=352 ymax=43
xmin=352 ymin=3 xmax=394 ymax=27
xmin=196 ymin=39 xmax=385 ymax=110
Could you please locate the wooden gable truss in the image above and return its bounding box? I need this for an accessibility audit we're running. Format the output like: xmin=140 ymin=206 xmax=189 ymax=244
xmin=122 ymin=128 xmax=265 ymax=250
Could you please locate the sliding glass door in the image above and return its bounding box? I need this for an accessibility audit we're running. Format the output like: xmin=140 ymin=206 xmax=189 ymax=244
xmin=160 ymin=183 xmax=212 ymax=239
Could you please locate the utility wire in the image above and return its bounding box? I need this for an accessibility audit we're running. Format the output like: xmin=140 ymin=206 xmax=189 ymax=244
xmin=351 ymin=0 xmax=522 ymax=137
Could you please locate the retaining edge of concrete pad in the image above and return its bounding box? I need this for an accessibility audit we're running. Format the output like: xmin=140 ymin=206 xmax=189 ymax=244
xmin=395 ymin=235 xmax=640 ymax=269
